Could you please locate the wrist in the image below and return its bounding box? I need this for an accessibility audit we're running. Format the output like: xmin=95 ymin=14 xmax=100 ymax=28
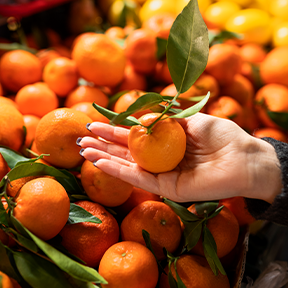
xmin=245 ymin=137 xmax=282 ymax=204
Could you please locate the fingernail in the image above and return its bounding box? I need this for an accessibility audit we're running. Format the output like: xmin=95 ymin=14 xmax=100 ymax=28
xmin=93 ymin=161 xmax=97 ymax=167
xmin=86 ymin=123 xmax=91 ymax=131
xmin=76 ymin=137 xmax=82 ymax=146
xmin=79 ymin=148 xmax=85 ymax=156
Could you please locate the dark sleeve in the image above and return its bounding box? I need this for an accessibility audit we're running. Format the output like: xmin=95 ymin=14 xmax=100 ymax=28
xmin=244 ymin=137 xmax=288 ymax=226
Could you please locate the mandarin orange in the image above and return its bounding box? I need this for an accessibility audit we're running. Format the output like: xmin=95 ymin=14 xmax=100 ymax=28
xmin=60 ymin=200 xmax=119 ymax=268
xmin=128 ymin=113 xmax=186 ymax=173
xmin=13 ymin=177 xmax=70 ymax=241
xmin=98 ymin=241 xmax=159 ymax=288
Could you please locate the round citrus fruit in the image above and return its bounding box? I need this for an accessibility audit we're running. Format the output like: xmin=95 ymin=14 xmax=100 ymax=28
xmin=0 ymin=153 xmax=9 ymax=181
xmin=43 ymin=57 xmax=79 ymax=97
xmin=121 ymin=200 xmax=182 ymax=260
xmin=64 ymin=85 xmax=109 ymax=108
xmin=34 ymin=108 xmax=93 ymax=169
xmin=128 ymin=113 xmax=186 ymax=173
xmin=159 ymin=254 xmax=230 ymax=288
xmin=0 ymin=104 xmax=25 ymax=151
xmin=72 ymin=33 xmax=126 ymax=87
xmin=15 ymin=82 xmax=59 ymax=118
xmin=188 ymin=204 xmax=239 ymax=258
xmin=60 ymin=200 xmax=119 ymax=268
xmin=23 ymin=115 xmax=41 ymax=148
xmin=98 ymin=241 xmax=159 ymax=288
xmin=0 ymin=50 xmax=42 ymax=93
xmin=13 ymin=177 xmax=70 ymax=241
xmin=80 ymin=159 xmax=133 ymax=207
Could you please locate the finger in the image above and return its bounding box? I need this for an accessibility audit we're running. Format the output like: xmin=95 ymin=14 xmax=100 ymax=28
xmin=87 ymin=122 xmax=130 ymax=146
xmin=81 ymin=147 xmax=134 ymax=166
xmin=79 ymin=136 xmax=134 ymax=162
xmin=95 ymin=159 xmax=161 ymax=196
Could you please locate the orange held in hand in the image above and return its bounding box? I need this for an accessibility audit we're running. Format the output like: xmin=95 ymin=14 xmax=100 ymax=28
xmin=128 ymin=113 xmax=186 ymax=173
xmin=98 ymin=241 xmax=159 ymax=288
xmin=13 ymin=177 xmax=70 ymax=241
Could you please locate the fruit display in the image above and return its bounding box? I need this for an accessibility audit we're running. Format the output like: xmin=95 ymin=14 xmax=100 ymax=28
xmin=0 ymin=0 xmax=287 ymax=287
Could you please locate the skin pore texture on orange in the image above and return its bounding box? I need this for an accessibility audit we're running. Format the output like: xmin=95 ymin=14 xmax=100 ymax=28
xmin=128 ymin=113 xmax=186 ymax=173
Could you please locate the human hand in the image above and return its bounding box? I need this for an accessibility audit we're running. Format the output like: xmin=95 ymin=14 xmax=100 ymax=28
xmin=78 ymin=113 xmax=282 ymax=204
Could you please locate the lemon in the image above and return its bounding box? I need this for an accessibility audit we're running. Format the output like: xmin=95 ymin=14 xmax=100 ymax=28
xmin=272 ymin=21 xmax=288 ymax=47
xmin=214 ymin=0 xmax=253 ymax=7
xmin=139 ymin=0 xmax=176 ymax=23
xmin=175 ymin=0 xmax=212 ymax=15
xmin=248 ymin=0 xmax=270 ymax=12
xmin=225 ymin=8 xmax=272 ymax=44
xmin=269 ymin=0 xmax=288 ymax=21
xmin=204 ymin=1 xmax=241 ymax=29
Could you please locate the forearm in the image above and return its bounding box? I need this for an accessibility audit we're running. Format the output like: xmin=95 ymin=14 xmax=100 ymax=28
xmin=245 ymin=137 xmax=288 ymax=226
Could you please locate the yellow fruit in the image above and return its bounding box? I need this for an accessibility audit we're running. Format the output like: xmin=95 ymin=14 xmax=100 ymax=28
xmin=218 ymin=0 xmax=253 ymax=7
xmin=248 ymin=0 xmax=270 ymax=12
xmin=139 ymin=0 xmax=177 ymax=23
xmin=176 ymin=0 xmax=212 ymax=15
xmin=204 ymin=1 xmax=241 ymax=30
xmin=270 ymin=0 xmax=288 ymax=21
xmin=272 ymin=21 xmax=288 ymax=47
xmin=225 ymin=8 xmax=272 ymax=45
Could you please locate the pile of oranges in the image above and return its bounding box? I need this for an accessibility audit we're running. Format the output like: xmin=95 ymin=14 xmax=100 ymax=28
xmin=0 ymin=0 xmax=287 ymax=287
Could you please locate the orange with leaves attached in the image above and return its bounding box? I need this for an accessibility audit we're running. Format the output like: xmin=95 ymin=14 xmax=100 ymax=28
xmin=187 ymin=204 xmax=239 ymax=258
xmin=159 ymin=254 xmax=230 ymax=288
xmin=99 ymin=241 xmax=159 ymax=288
xmin=121 ymin=200 xmax=182 ymax=260
xmin=128 ymin=113 xmax=186 ymax=173
xmin=60 ymin=200 xmax=119 ymax=268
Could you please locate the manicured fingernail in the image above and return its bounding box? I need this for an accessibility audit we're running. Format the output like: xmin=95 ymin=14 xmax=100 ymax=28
xmin=93 ymin=161 xmax=97 ymax=167
xmin=79 ymin=148 xmax=85 ymax=156
xmin=76 ymin=137 xmax=82 ymax=146
xmin=86 ymin=123 xmax=91 ymax=131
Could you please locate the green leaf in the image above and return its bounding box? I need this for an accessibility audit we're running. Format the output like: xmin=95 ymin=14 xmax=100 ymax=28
xmin=164 ymin=198 xmax=199 ymax=222
xmin=0 ymin=200 xmax=9 ymax=226
xmin=0 ymin=147 xmax=31 ymax=169
xmin=174 ymin=259 xmax=187 ymax=288
xmin=92 ymin=103 xmax=140 ymax=126
xmin=167 ymin=0 xmax=209 ymax=93
xmin=169 ymin=92 xmax=210 ymax=119
xmin=0 ymin=162 xmax=69 ymax=188
xmin=168 ymin=260 xmax=178 ymax=288
xmin=67 ymin=203 xmax=102 ymax=225
xmin=13 ymin=230 xmax=38 ymax=252
xmin=203 ymin=225 xmax=226 ymax=276
xmin=110 ymin=93 xmax=164 ymax=125
xmin=195 ymin=201 xmax=219 ymax=216
xmin=209 ymin=30 xmax=242 ymax=46
xmin=183 ymin=220 xmax=203 ymax=251
xmin=156 ymin=37 xmax=168 ymax=60
xmin=207 ymin=205 xmax=224 ymax=220
xmin=0 ymin=43 xmax=37 ymax=54
xmin=56 ymin=169 xmax=84 ymax=194
xmin=22 ymin=225 xmax=107 ymax=284
xmin=142 ymin=229 xmax=156 ymax=256
xmin=108 ymin=90 xmax=128 ymax=109
xmin=267 ymin=111 xmax=288 ymax=130
xmin=0 ymin=241 xmax=20 ymax=281
xmin=13 ymin=250 xmax=74 ymax=288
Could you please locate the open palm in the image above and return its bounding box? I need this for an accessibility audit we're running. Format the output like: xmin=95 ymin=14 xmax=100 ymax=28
xmin=79 ymin=113 xmax=276 ymax=203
